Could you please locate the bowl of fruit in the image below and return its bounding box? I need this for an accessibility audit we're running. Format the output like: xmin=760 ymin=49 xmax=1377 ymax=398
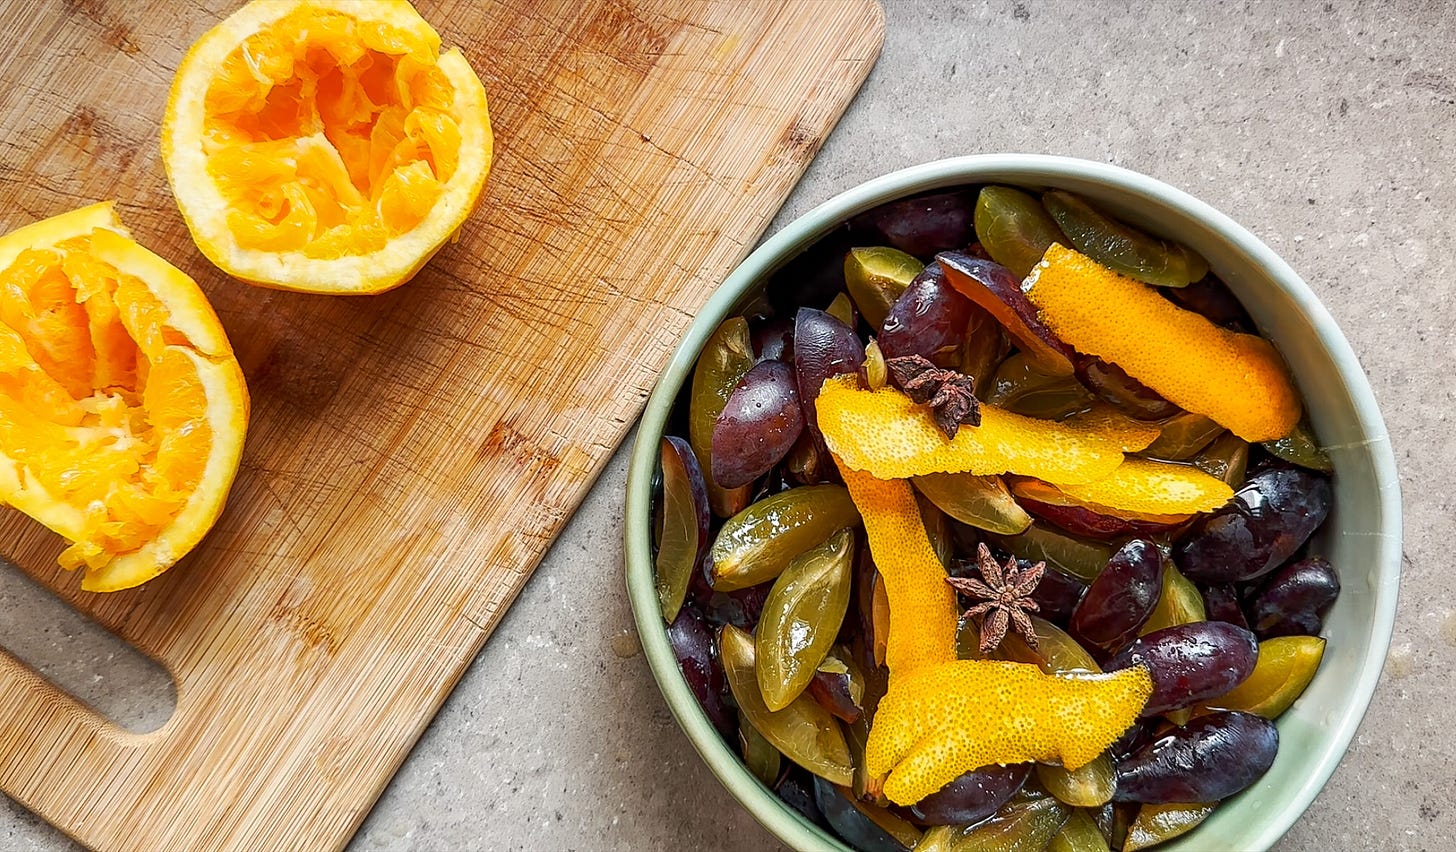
xmin=624 ymin=154 xmax=1399 ymax=851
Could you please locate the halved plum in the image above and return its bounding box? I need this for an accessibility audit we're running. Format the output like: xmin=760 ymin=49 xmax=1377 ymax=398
xmin=936 ymin=251 xmax=1075 ymax=377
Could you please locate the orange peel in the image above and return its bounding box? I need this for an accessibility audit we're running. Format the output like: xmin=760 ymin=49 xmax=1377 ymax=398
xmin=1026 ymin=457 xmax=1234 ymax=517
xmin=865 ymin=659 xmax=1152 ymax=804
xmin=1024 ymin=244 xmax=1299 ymax=442
xmin=816 ymin=376 xmax=1128 ymax=486
xmin=836 ymin=461 xmax=957 ymax=676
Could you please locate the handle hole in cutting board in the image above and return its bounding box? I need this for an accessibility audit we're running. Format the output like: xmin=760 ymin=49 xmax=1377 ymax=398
xmin=0 ymin=558 xmax=175 ymax=733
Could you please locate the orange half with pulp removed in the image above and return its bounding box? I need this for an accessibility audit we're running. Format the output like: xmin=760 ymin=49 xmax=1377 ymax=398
xmin=162 ymin=0 xmax=493 ymax=294
xmin=0 ymin=203 xmax=248 ymax=592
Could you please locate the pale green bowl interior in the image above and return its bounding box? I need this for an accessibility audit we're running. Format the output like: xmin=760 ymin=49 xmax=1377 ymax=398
xmin=624 ymin=154 xmax=1400 ymax=852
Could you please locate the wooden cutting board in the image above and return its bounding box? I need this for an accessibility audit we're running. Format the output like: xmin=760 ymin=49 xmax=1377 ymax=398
xmin=0 ymin=1 xmax=883 ymax=849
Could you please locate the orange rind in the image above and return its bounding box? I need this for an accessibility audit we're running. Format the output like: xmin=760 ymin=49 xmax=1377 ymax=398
xmin=1023 ymin=244 xmax=1299 ymax=442
xmin=837 ymin=461 xmax=958 ymax=676
xmin=865 ymin=659 xmax=1152 ymax=804
xmin=0 ymin=203 xmax=248 ymax=592
xmin=1020 ymin=457 xmax=1234 ymax=517
xmin=816 ymin=376 xmax=1128 ymax=486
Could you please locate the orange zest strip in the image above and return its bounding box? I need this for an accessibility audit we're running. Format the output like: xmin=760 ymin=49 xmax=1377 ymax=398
xmin=865 ymin=660 xmax=1152 ymax=805
xmin=835 ymin=460 xmax=958 ymax=677
xmin=1024 ymin=244 xmax=1300 ymax=442
xmin=817 ymin=376 xmax=1127 ymax=486
xmin=1012 ymin=458 xmax=1234 ymax=518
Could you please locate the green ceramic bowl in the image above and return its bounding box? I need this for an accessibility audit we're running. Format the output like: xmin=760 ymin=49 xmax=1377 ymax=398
xmin=624 ymin=154 xmax=1400 ymax=851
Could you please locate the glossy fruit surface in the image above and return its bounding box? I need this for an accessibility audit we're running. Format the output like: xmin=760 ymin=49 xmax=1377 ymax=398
xmin=1070 ymin=539 xmax=1164 ymax=654
xmin=878 ymin=263 xmax=973 ymax=366
xmin=794 ymin=307 xmax=865 ymax=439
xmin=1038 ymin=752 xmax=1115 ymax=807
xmin=756 ymin=528 xmax=855 ymax=710
xmin=1113 ymin=711 xmax=1278 ymax=803
xmin=1190 ymin=432 xmax=1249 ymax=487
xmin=814 ymin=778 xmax=920 ymax=852
xmin=1075 ymin=356 xmax=1179 ymax=421
xmin=712 ymin=360 xmax=805 ymax=488
xmin=1162 ymin=275 xmax=1252 ymax=330
xmin=1104 ymin=622 xmax=1259 ymax=715
xmin=1199 ymin=635 xmax=1325 ymax=718
xmin=1142 ymin=413 xmax=1224 ymax=461
xmin=855 ymin=190 xmax=976 ymax=258
xmin=1138 ymin=562 xmax=1206 ymax=636
xmin=808 ymin=652 xmax=866 ymax=724
xmin=974 ymin=185 xmax=1066 ymax=278
xmin=1025 ymin=567 xmax=1090 ymax=626
xmin=938 ymin=250 xmax=1076 ymax=376
xmin=740 ymin=719 xmax=784 ymax=786
xmin=917 ymin=792 xmax=1070 ymax=852
xmin=909 ymin=763 xmax=1031 ymax=826
xmin=1049 ymin=807 xmax=1112 ymax=852
xmin=845 ymin=246 xmax=924 ymax=331
xmin=1122 ymin=802 xmax=1216 ymax=851
xmin=655 ymin=436 xmax=711 ymax=622
xmin=1176 ymin=468 xmax=1331 ymax=583
xmin=721 ymin=625 xmax=853 ymax=786
xmin=665 ymin=608 xmax=734 ymax=742
xmin=1199 ymin=584 xmax=1250 ymax=630
xmin=690 ymin=317 xmax=756 ymax=516
xmin=753 ymin=316 xmax=795 ymax=363
xmin=1042 ymin=190 xmax=1207 ymax=289
xmin=775 ymin=768 xmax=826 ymax=827
xmin=993 ymin=525 xmax=1115 ymax=583
xmin=912 ymin=472 xmax=1032 ymax=535
xmin=998 ymin=614 xmax=1099 ymax=674
xmin=1250 ymin=556 xmax=1340 ymax=639
xmin=1261 ymin=419 xmax=1333 ymax=473
xmin=988 ymin=352 xmax=1095 ymax=420
xmin=709 ymin=485 xmax=859 ymax=591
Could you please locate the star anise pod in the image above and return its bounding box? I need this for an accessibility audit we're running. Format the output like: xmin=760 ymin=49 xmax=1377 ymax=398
xmin=885 ymin=354 xmax=981 ymax=439
xmin=946 ymin=543 xmax=1044 ymax=655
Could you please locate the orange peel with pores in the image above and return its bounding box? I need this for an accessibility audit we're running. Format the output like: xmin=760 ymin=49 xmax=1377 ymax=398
xmin=0 ymin=203 xmax=248 ymax=592
xmin=836 ymin=461 xmax=958 ymax=676
xmin=162 ymin=0 xmax=493 ymax=294
xmin=1024 ymin=244 xmax=1300 ymax=442
xmin=865 ymin=660 xmax=1152 ymax=805
xmin=1010 ymin=457 xmax=1233 ymax=520
xmin=816 ymin=376 xmax=1129 ymax=486
xmin=1057 ymin=404 xmax=1161 ymax=453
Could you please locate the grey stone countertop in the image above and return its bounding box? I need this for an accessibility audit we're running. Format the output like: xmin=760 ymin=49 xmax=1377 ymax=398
xmin=2 ymin=0 xmax=1452 ymax=849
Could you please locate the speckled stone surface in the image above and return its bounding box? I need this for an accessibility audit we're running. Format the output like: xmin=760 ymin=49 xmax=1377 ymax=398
xmin=2 ymin=0 xmax=1452 ymax=849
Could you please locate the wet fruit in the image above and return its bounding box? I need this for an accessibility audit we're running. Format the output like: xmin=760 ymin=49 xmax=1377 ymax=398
xmin=708 ymin=484 xmax=859 ymax=591
xmin=654 ymin=436 xmax=710 ymax=622
xmin=1075 ymin=356 xmax=1179 ymax=421
xmin=987 ymin=352 xmax=1095 ymax=420
xmin=879 ymin=263 xmax=973 ymax=367
xmin=992 ymin=524 xmax=1115 ymax=584
xmin=690 ymin=317 xmax=756 ymax=516
xmin=1198 ymin=635 xmax=1325 ymax=718
xmin=912 ymin=472 xmax=1032 ymax=535
xmin=1113 ymin=711 xmax=1278 ymax=804
xmin=162 ymin=0 xmax=493 ymax=293
xmin=974 ymin=185 xmax=1066 ymax=279
xmin=720 ymin=624 xmax=853 ymax=786
xmin=1139 ymin=562 xmax=1206 ymax=636
xmin=711 ymin=360 xmax=804 ymax=488
xmin=1050 ymin=807 xmax=1113 ymax=852
xmin=665 ymin=608 xmax=734 ymax=742
xmin=855 ymin=191 xmax=976 ymax=258
xmin=1042 ymin=191 xmax=1207 ymax=289
xmin=757 ymin=528 xmax=855 ymax=710
xmin=1250 ymin=556 xmax=1340 ymax=639
xmin=1038 ymin=752 xmax=1115 ymax=807
xmin=909 ymin=763 xmax=1031 ymax=826
xmin=1123 ymin=803 xmax=1216 ymax=851
xmin=844 ymin=246 xmax=923 ymax=331
xmin=0 ymin=202 xmax=248 ymax=591
xmin=938 ymin=251 xmax=1076 ymax=377
xmin=1104 ymin=622 xmax=1260 ymax=716
xmin=1175 ymin=468 xmax=1331 ymax=583
xmin=795 ymin=307 xmax=866 ymax=440
xmin=1143 ymin=412 xmax=1224 ymax=461
xmin=815 ymin=778 xmax=922 ymax=852
xmin=917 ymin=792 xmax=1070 ymax=852
xmin=1069 ymin=540 xmax=1163 ymax=654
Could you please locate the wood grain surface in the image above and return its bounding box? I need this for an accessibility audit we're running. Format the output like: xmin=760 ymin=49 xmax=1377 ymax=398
xmin=0 ymin=1 xmax=883 ymax=849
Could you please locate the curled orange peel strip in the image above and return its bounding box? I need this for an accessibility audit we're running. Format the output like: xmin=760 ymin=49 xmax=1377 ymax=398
xmin=1024 ymin=244 xmax=1300 ymax=442
xmin=816 ymin=376 xmax=1130 ymax=486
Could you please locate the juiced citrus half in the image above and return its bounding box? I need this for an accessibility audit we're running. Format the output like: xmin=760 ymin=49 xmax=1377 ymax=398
xmin=0 ymin=203 xmax=248 ymax=592
xmin=162 ymin=0 xmax=493 ymax=294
